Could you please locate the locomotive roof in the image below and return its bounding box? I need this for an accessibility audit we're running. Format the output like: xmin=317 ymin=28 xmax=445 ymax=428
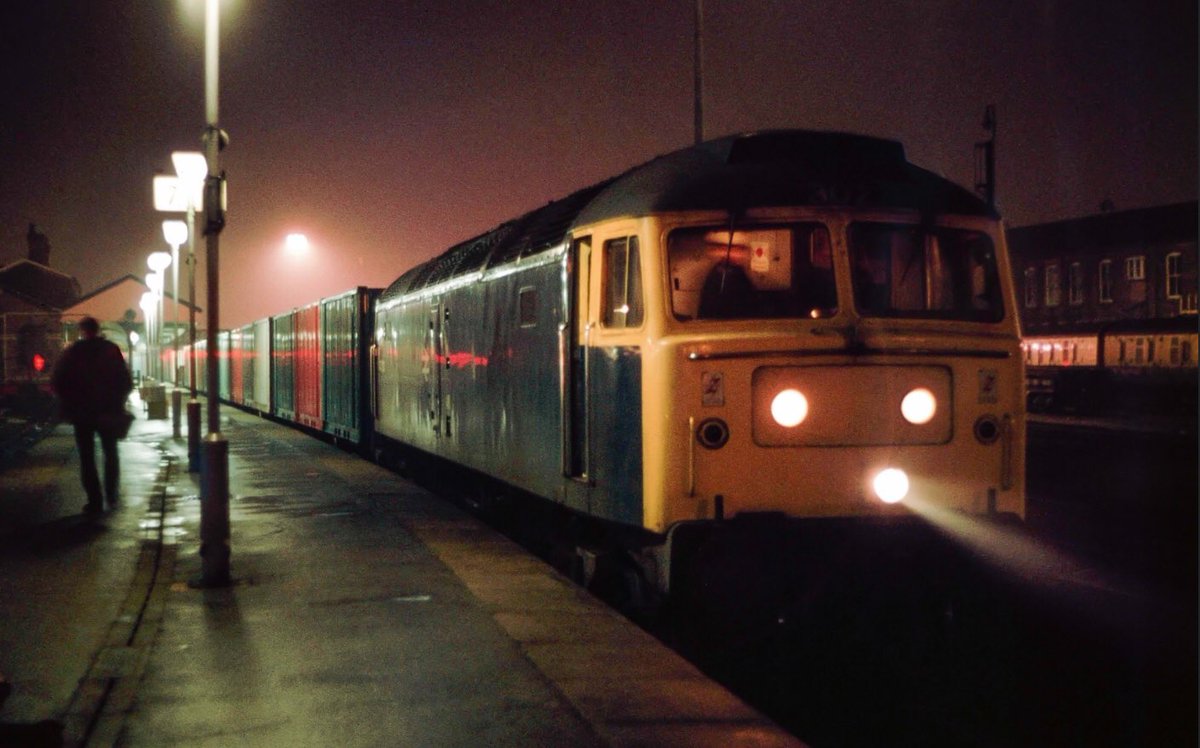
xmin=382 ymin=130 xmax=992 ymax=300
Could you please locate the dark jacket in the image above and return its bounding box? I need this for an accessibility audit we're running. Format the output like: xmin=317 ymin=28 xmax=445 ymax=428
xmin=51 ymin=337 xmax=133 ymax=424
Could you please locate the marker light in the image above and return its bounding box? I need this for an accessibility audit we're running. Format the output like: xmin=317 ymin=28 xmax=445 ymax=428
xmin=872 ymin=468 xmax=909 ymax=504
xmin=901 ymin=388 xmax=937 ymax=425
xmin=771 ymin=389 xmax=809 ymax=427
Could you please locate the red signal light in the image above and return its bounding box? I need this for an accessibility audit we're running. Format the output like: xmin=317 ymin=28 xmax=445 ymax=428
xmin=32 ymin=353 xmax=46 ymax=372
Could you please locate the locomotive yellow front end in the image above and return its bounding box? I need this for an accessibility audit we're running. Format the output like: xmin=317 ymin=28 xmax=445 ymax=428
xmin=640 ymin=209 xmax=1026 ymax=534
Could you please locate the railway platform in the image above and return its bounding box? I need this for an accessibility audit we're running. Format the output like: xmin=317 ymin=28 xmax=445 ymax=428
xmin=0 ymin=396 xmax=803 ymax=747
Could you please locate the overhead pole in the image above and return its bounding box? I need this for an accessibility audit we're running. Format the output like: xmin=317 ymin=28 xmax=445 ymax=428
xmin=693 ymin=0 xmax=704 ymax=145
xmin=198 ymin=0 xmax=231 ymax=588
xmin=974 ymin=105 xmax=996 ymax=210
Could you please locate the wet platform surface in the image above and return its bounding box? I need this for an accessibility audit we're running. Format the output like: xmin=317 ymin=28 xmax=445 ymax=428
xmin=1 ymin=398 xmax=802 ymax=747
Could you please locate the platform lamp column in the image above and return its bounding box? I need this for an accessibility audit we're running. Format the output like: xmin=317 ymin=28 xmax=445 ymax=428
xmin=144 ymin=271 xmax=164 ymax=381
xmin=172 ymin=150 xmax=207 ymax=473
xmin=147 ymin=253 xmax=171 ymax=383
xmin=198 ymin=0 xmax=231 ymax=588
xmin=163 ymin=220 xmax=187 ymax=438
xmin=139 ymin=292 xmax=156 ymax=383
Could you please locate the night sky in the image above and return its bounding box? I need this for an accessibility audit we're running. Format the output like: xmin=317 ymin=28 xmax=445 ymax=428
xmin=1 ymin=0 xmax=1195 ymax=327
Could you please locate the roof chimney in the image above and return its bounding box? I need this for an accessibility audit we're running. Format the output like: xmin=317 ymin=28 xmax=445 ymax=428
xmin=26 ymin=223 xmax=51 ymax=266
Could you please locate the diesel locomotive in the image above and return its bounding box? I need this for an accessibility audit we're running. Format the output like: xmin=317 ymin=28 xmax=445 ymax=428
xmin=193 ymin=131 xmax=1028 ymax=593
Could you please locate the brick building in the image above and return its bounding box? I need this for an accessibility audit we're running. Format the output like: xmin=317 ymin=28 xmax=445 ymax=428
xmin=1007 ymin=201 xmax=1198 ymax=334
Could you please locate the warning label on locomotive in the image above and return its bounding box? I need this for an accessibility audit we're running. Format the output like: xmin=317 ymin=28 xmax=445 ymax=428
xmin=702 ymin=371 xmax=725 ymax=406
xmin=978 ymin=368 xmax=999 ymax=403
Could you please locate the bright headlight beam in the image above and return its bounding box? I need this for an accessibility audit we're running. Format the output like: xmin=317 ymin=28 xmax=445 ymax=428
xmin=901 ymin=388 xmax=937 ymax=425
xmin=873 ymin=468 xmax=909 ymax=504
xmin=771 ymin=389 xmax=808 ymax=427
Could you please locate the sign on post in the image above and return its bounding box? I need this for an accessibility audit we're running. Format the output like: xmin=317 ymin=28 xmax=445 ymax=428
xmin=153 ymin=175 xmax=203 ymax=212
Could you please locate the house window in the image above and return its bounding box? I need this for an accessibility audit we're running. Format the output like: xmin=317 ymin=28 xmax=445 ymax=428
xmin=1044 ymin=263 xmax=1060 ymax=307
xmin=1068 ymin=262 xmax=1084 ymax=306
xmin=1166 ymin=252 xmax=1182 ymax=298
xmin=1125 ymin=255 xmax=1145 ymax=280
xmin=603 ymin=236 xmax=644 ymax=328
xmin=1024 ymin=267 xmax=1038 ymax=308
xmin=1098 ymin=260 xmax=1113 ymax=303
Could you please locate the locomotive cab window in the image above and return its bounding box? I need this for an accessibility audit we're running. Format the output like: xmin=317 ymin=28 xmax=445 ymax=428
xmin=848 ymin=223 xmax=1003 ymax=322
xmin=668 ymin=223 xmax=836 ymax=320
xmin=603 ymin=236 xmax=644 ymax=328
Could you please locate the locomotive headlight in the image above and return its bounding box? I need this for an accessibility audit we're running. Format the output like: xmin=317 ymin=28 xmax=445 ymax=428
xmin=872 ymin=468 xmax=909 ymax=504
xmin=900 ymin=388 xmax=937 ymax=425
xmin=770 ymin=389 xmax=808 ymax=427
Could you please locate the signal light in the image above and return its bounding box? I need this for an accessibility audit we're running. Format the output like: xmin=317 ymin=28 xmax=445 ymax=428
xmin=32 ymin=353 xmax=46 ymax=372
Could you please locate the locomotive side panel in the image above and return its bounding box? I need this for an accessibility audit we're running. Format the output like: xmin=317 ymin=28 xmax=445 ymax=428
xmin=377 ymin=255 xmax=574 ymax=507
xmin=374 ymin=298 xmax=430 ymax=451
xmin=443 ymin=258 xmax=566 ymax=499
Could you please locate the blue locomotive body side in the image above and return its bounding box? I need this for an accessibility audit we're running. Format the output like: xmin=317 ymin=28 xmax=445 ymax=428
xmin=375 ymin=246 xmax=644 ymax=526
xmin=585 ymin=344 xmax=643 ymax=525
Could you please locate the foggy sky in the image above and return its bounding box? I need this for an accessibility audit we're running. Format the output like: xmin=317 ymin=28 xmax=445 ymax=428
xmin=1 ymin=0 xmax=1195 ymax=327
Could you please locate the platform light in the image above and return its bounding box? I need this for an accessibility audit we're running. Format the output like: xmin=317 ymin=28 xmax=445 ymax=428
xmin=285 ymin=233 xmax=310 ymax=256
xmin=771 ymin=388 xmax=808 ymax=427
xmin=872 ymin=468 xmax=910 ymax=504
xmin=172 ymin=151 xmax=207 ymax=208
xmin=901 ymin=388 xmax=937 ymax=425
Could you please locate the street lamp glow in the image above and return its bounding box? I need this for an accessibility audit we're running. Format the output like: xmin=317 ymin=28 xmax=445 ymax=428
xmin=172 ymin=151 xmax=207 ymax=207
xmin=163 ymin=220 xmax=188 ymax=247
xmin=148 ymin=251 xmax=172 ymax=273
xmin=146 ymin=273 xmax=164 ymax=295
xmin=285 ymin=233 xmax=309 ymax=256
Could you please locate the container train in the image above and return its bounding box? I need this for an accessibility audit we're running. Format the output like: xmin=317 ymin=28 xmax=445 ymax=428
xmin=186 ymin=130 xmax=1027 ymax=593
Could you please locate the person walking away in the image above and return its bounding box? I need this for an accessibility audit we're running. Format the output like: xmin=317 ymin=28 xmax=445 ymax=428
xmin=51 ymin=317 xmax=133 ymax=513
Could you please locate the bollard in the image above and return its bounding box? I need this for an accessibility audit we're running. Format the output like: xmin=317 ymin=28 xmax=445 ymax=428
xmin=198 ymin=432 xmax=231 ymax=587
xmin=171 ymin=389 xmax=182 ymax=438
xmin=187 ymin=400 xmax=202 ymax=473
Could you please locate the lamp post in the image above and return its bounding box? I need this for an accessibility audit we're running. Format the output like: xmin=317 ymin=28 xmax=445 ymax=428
xmin=144 ymin=271 xmax=164 ymax=381
xmin=128 ymin=331 xmax=140 ymax=376
xmin=198 ymin=0 xmax=231 ymax=587
xmin=139 ymin=291 xmax=156 ymax=383
xmin=163 ymin=220 xmax=187 ymax=437
xmin=147 ymin=251 xmax=172 ymax=382
xmin=171 ymin=150 xmax=206 ymax=472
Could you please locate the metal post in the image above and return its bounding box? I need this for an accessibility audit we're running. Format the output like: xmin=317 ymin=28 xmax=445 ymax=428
xmin=187 ymin=204 xmax=201 ymax=472
xmin=171 ymin=237 xmax=181 ymax=438
xmin=198 ymin=0 xmax=230 ymax=588
xmin=693 ymin=0 xmax=704 ymax=145
xmin=157 ymin=278 xmax=165 ymax=383
xmin=974 ymin=105 xmax=997 ymax=210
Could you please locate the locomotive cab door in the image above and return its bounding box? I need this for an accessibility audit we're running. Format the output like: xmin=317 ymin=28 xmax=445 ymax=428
xmin=426 ymin=300 xmax=444 ymax=437
xmin=563 ymin=236 xmax=592 ymax=500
